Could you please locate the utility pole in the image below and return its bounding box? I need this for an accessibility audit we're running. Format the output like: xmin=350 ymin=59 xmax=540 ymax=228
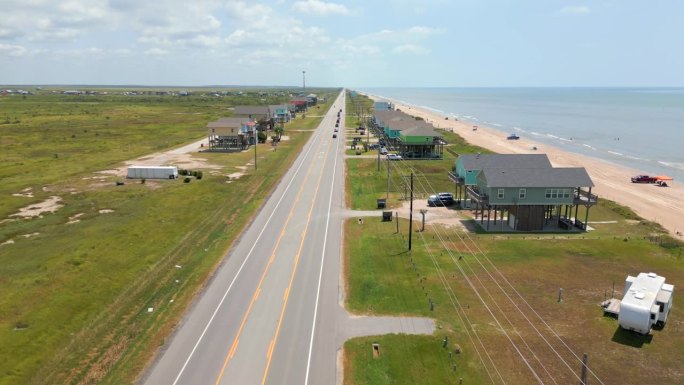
xmin=253 ymin=125 xmax=257 ymax=170
xmin=386 ymin=156 xmax=390 ymax=201
xmin=408 ymin=173 xmax=414 ymax=251
xmin=377 ymin=147 xmax=380 ymax=171
xmin=579 ymin=353 xmax=588 ymax=385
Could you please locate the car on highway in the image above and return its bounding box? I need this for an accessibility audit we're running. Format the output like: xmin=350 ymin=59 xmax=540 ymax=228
xmin=368 ymin=143 xmax=380 ymax=150
xmin=379 ymin=147 xmax=388 ymax=155
xmin=334 ymin=128 xmax=338 ymax=132
xmin=427 ymin=192 xmax=455 ymax=207
xmin=332 ymin=133 xmax=337 ymax=138
xmin=387 ymin=154 xmax=402 ymax=160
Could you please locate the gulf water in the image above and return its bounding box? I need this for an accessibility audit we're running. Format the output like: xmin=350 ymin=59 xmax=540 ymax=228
xmin=359 ymin=87 xmax=684 ymax=182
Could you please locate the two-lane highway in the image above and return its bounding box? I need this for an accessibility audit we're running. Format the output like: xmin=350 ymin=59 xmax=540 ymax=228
xmin=143 ymin=91 xmax=347 ymax=385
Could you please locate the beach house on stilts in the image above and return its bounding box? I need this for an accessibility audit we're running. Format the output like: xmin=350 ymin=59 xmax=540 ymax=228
xmin=449 ymin=154 xmax=598 ymax=231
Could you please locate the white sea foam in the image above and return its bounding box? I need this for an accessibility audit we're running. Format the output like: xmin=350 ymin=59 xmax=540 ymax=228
xmin=583 ymin=144 xmax=596 ymax=150
xmin=658 ymin=161 xmax=684 ymax=170
xmin=492 ymin=123 xmax=503 ymax=127
xmin=608 ymin=151 xmax=624 ymax=156
xmin=530 ymin=131 xmax=543 ymax=136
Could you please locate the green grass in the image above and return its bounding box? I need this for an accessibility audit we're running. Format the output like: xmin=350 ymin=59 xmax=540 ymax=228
xmin=344 ymin=334 xmax=471 ymax=385
xmin=0 ymin=89 xmax=340 ymax=385
xmin=346 ymin=156 xmax=460 ymax=210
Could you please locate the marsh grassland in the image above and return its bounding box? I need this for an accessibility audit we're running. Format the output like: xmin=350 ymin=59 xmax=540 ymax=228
xmin=0 ymin=89 xmax=337 ymax=385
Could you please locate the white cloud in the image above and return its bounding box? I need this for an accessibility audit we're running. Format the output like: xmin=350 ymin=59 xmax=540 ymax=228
xmin=393 ymin=44 xmax=429 ymax=55
xmin=559 ymin=6 xmax=591 ymax=14
xmin=292 ymin=0 xmax=350 ymax=16
xmin=145 ymin=47 xmax=168 ymax=56
xmin=0 ymin=43 xmax=27 ymax=57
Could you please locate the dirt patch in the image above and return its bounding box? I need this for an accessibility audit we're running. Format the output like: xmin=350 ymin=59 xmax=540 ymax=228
xmin=99 ymin=209 xmax=114 ymax=214
xmin=395 ymin=200 xmax=466 ymax=229
xmin=21 ymin=232 xmax=40 ymax=238
xmin=97 ymin=138 xmax=222 ymax=178
xmin=12 ymin=187 xmax=34 ymax=198
xmin=226 ymin=172 xmax=245 ymax=180
xmin=10 ymin=196 xmax=63 ymax=218
xmin=67 ymin=213 xmax=84 ymax=224
xmin=1 ymin=239 xmax=15 ymax=246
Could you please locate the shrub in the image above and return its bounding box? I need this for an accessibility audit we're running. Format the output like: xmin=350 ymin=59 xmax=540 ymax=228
xmin=258 ymin=131 xmax=267 ymax=143
xmin=179 ymin=169 xmax=188 ymax=176
xmin=183 ymin=177 xmax=191 ymax=183
xmin=195 ymin=171 xmax=203 ymax=180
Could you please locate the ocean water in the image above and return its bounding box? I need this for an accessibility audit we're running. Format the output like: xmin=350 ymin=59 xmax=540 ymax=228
xmin=359 ymin=87 xmax=684 ymax=181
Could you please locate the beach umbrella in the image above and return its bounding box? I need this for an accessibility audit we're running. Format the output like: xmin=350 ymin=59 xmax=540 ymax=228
xmin=654 ymin=175 xmax=673 ymax=181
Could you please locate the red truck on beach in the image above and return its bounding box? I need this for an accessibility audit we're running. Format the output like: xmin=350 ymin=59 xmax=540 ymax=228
xmin=631 ymin=175 xmax=656 ymax=183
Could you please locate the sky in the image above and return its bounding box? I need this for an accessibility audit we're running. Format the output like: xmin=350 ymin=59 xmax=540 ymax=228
xmin=1 ymin=0 xmax=682 ymax=87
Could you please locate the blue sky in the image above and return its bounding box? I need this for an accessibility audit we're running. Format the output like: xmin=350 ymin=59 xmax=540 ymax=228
xmin=1 ymin=0 xmax=682 ymax=87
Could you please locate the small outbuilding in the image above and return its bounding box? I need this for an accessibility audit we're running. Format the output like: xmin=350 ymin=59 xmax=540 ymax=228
xmin=127 ymin=166 xmax=178 ymax=180
xmin=618 ymin=272 xmax=674 ymax=335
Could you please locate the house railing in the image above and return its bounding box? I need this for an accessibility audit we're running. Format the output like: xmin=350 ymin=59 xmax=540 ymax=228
xmin=466 ymin=186 xmax=489 ymax=204
xmin=447 ymin=171 xmax=465 ymax=184
xmin=574 ymin=189 xmax=598 ymax=205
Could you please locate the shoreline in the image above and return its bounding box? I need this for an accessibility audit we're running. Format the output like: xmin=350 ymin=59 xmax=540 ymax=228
xmin=361 ymin=92 xmax=684 ymax=238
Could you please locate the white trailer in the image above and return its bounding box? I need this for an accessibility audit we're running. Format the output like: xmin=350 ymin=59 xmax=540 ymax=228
xmin=618 ymin=272 xmax=674 ymax=335
xmin=126 ymin=166 xmax=178 ymax=180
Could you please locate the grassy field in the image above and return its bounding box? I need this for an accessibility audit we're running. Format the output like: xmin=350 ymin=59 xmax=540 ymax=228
xmin=342 ymin=95 xmax=683 ymax=384
xmin=0 ymin=88 xmax=339 ymax=385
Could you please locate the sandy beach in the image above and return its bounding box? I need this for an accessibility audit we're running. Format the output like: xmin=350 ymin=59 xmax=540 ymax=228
xmin=363 ymin=93 xmax=684 ymax=238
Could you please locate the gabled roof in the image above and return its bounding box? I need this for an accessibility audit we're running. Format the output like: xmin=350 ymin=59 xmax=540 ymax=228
xmin=460 ymin=154 xmax=552 ymax=170
xmin=481 ymin=167 xmax=594 ymax=188
xmin=386 ymin=118 xmax=434 ymax=131
xmin=233 ymin=105 xmax=270 ymax=118
xmin=207 ymin=117 xmax=251 ymax=128
xmin=373 ymin=110 xmax=411 ymax=124
xmin=400 ymin=126 xmax=441 ymax=137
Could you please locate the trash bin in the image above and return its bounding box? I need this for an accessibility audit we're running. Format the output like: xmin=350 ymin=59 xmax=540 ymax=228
xmin=377 ymin=198 xmax=386 ymax=209
xmin=382 ymin=211 xmax=392 ymax=222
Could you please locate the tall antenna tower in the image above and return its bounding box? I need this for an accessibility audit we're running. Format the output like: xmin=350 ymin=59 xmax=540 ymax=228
xmin=302 ymin=70 xmax=306 ymax=90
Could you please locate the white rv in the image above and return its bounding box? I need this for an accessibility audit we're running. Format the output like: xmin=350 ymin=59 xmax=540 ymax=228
xmin=126 ymin=166 xmax=178 ymax=180
xmin=618 ymin=272 xmax=674 ymax=335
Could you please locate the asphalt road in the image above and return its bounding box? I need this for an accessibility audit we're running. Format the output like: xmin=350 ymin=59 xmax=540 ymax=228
xmin=142 ymin=90 xmax=433 ymax=385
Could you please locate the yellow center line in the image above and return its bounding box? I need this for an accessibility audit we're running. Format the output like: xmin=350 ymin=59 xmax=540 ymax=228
xmin=212 ymin=130 xmax=328 ymax=385
xmin=260 ymin=131 xmax=332 ymax=385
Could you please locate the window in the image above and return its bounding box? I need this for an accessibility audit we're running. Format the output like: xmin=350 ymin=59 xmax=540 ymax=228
xmin=519 ymin=188 xmax=526 ymax=199
xmin=650 ymin=313 xmax=656 ymax=320
xmin=497 ymin=189 xmax=505 ymax=199
xmin=545 ymin=188 xmax=569 ymax=199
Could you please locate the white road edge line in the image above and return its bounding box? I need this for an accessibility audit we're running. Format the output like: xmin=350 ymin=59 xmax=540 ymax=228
xmin=171 ymin=120 xmax=324 ymax=385
xmin=304 ymin=99 xmax=342 ymax=385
